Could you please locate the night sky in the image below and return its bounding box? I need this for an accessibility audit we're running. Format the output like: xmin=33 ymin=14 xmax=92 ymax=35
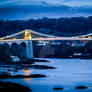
xmin=0 ymin=0 xmax=92 ymax=20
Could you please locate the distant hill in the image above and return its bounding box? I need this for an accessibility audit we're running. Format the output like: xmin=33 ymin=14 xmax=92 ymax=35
xmin=0 ymin=16 xmax=92 ymax=37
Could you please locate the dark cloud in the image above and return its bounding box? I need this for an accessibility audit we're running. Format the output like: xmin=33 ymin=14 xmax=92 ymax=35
xmin=0 ymin=0 xmax=92 ymax=20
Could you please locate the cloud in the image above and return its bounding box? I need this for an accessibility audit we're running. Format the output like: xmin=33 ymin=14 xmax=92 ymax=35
xmin=0 ymin=0 xmax=92 ymax=20
xmin=0 ymin=0 xmax=92 ymax=7
xmin=63 ymin=0 xmax=92 ymax=7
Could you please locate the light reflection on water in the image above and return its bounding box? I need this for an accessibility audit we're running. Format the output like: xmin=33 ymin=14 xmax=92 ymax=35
xmin=23 ymin=69 xmax=32 ymax=76
xmin=2 ymin=59 xmax=92 ymax=92
xmin=23 ymin=69 xmax=32 ymax=81
xmin=24 ymin=78 xmax=32 ymax=81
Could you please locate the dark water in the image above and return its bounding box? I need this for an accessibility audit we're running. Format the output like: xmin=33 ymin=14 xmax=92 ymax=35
xmin=2 ymin=59 xmax=92 ymax=92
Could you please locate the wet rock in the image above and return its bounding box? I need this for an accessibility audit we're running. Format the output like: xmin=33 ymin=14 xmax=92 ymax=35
xmin=0 ymin=80 xmax=31 ymax=92
xmin=21 ymin=59 xmax=50 ymax=63
xmin=29 ymin=74 xmax=46 ymax=78
xmin=31 ymin=65 xmax=56 ymax=69
xmin=0 ymin=74 xmax=46 ymax=79
xmin=33 ymin=59 xmax=50 ymax=62
xmin=53 ymin=87 xmax=64 ymax=90
xmin=9 ymin=60 xmax=34 ymax=65
xmin=7 ymin=59 xmax=50 ymax=65
xmin=75 ymin=86 xmax=88 ymax=89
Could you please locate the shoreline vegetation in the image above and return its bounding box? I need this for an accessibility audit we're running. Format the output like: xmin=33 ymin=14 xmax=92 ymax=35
xmin=0 ymin=59 xmax=55 ymax=79
xmin=0 ymin=16 xmax=92 ymax=37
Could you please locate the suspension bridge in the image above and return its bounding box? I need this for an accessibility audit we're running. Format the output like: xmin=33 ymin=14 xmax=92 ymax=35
xmin=0 ymin=29 xmax=92 ymax=59
xmin=0 ymin=29 xmax=92 ymax=41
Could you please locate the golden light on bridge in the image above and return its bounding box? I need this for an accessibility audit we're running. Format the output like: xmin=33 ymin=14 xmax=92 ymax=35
xmin=0 ymin=38 xmax=3 ymax=40
xmin=82 ymin=36 xmax=92 ymax=39
xmin=29 ymin=34 xmax=32 ymax=39
xmin=83 ymin=36 xmax=85 ymax=38
xmin=13 ymin=38 xmax=16 ymax=40
xmin=24 ymin=30 xmax=32 ymax=40
xmin=88 ymin=36 xmax=91 ymax=39
xmin=25 ymin=30 xmax=29 ymax=34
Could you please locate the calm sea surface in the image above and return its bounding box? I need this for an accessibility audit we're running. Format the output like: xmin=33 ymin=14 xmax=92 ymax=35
xmin=2 ymin=59 xmax=92 ymax=92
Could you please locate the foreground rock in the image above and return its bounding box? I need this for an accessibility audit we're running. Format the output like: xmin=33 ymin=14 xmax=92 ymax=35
xmin=21 ymin=59 xmax=50 ymax=63
xmin=75 ymin=86 xmax=88 ymax=89
xmin=53 ymin=87 xmax=64 ymax=90
xmin=33 ymin=59 xmax=50 ymax=62
xmin=7 ymin=59 xmax=50 ymax=65
xmin=0 ymin=81 xmax=31 ymax=92
xmin=0 ymin=74 xmax=46 ymax=79
xmin=30 ymin=65 xmax=56 ymax=69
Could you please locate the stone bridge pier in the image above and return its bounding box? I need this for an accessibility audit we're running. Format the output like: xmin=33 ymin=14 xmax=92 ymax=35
xmin=0 ymin=40 xmax=34 ymax=60
xmin=26 ymin=40 xmax=34 ymax=59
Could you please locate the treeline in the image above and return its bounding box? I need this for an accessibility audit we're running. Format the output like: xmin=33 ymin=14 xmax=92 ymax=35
xmin=0 ymin=16 xmax=92 ymax=37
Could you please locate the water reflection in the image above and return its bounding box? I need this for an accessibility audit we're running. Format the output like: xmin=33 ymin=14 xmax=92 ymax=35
xmin=2 ymin=59 xmax=92 ymax=92
xmin=23 ymin=69 xmax=32 ymax=81
xmin=25 ymin=78 xmax=32 ymax=81
xmin=23 ymin=69 xmax=32 ymax=76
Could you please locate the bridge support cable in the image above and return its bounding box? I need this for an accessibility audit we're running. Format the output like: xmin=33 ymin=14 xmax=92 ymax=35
xmin=2 ymin=30 xmax=25 ymax=40
xmin=71 ymin=33 xmax=92 ymax=38
xmin=29 ymin=29 xmax=56 ymax=38
xmin=0 ymin=29 xmax=92 ymax=40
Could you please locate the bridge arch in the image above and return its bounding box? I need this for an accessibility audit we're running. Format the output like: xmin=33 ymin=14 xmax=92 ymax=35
xmin=2 ymin=43 xmax=10 ymax=49
xmin=11 ymin=43 xmax=19 ymax=56
xmin=19 ymin=42 xmax=27 ymax=60
xmin=11 ymin=43 xmax=18 ymax=48
xmin=20 ymin=42 xmax=26 ymax=48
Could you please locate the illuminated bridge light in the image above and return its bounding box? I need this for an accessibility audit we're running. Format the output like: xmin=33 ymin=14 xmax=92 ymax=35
xmin=72 ymin=43 xmax=75 ymax=46
xmin=0 ymin=38 xmax=3 ymax=40
xmin=25 ymin=30 xmax=29 ymax=34
xmin=24 ymin=30 xmax=29 ymax=39
xmin=13 ymin=38 xmax=16 ymax=40
xmin=29 ymin=34 xmax=32 ymax=40
xmin=88 ymin=36 xmax=91 ymax=39
xmin=6 ymin=36 xmax=10 ymax=38
xmin=83 ymin=36 xmax=85 ymax=38
xmin=24 ymin=30 xmax=32 ymax=40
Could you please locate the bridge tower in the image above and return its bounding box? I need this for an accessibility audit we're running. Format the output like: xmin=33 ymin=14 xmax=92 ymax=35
xmin=26 ymin=40 xmax=34 ymax=59
xmin=24 ymin=30 xmax=34 ymax=59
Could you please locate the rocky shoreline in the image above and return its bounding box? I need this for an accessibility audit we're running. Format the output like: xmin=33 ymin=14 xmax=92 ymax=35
xmin=0 ymin=58 xmax=91 ymax=92
xmin=0 ymin=74 xmax=47 ymax=79
xmin=0 ymin=80 xmax=31 ymax=92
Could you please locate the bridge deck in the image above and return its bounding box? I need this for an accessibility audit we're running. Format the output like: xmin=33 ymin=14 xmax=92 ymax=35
xmin=0 ymin=30 xmax=92 ymax=42
xmin=0 ymin=38 xmax=92 ymax=42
